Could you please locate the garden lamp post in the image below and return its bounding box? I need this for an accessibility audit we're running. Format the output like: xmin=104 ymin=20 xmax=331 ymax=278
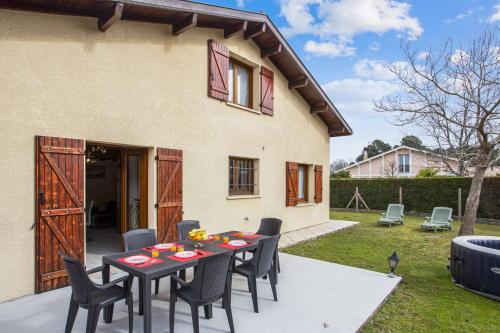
xmin=388 ymin=251 xmax=400 ymax=278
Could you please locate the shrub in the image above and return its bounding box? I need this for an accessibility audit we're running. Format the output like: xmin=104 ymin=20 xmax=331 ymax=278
xmin=331 ymin=170 xmax=351 ymax=179
xmin=416 ymin=168 xmax=438 ymax=177
xmin=330 ymin=177 xmax=500 ymax=219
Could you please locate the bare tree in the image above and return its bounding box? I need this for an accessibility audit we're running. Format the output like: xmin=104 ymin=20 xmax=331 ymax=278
xmin=383 ymin=160 xmax=399 ymax=177
xmin=375 ymin=27 xmax=500 ymax=235
xmin=330 ymin=159 xmax=350 ymax=174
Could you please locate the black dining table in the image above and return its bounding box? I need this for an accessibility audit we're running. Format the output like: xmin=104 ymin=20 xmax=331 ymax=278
xmin=101 ymin=231 xmax=271 ymax=333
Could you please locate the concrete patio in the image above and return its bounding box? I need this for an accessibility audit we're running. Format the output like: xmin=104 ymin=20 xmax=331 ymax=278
xmin=0 ymin=252 xmax=400 ymax=333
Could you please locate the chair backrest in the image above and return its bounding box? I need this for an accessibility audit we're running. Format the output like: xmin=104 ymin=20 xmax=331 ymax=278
xmin=123 ymin=229 xmax=157 ymax=251
xmin=62 ymin=255 xmax=96 ymax=304
xmin=386 ymin=204 xmax=404 ymax=218
xmin=177 ymin=220 xmax=200 ymax=240
xmin=431 ymin=207 xmax=453 ymax=223
xmin=256 ymin=218 xmax=282 ymax=236
xmin=252 ymin=235 xmax=280 ymax=276
xmin=190 ymin=252 xmax=233 ymax=302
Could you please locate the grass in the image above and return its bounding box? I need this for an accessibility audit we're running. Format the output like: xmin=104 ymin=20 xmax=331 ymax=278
xmin=282 ymin=210 xmax=500 ymax=333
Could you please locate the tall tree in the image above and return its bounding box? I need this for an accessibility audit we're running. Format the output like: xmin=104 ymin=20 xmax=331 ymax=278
xmin=330 ymin=159 xmax=350 ymax=173
xmin=375 ymin=28 xmax=500 ymax=235
xmin=401 ymin=135 xmax=425 ymax=150
xmin=355 ymin=139 xmax=393 ymax=162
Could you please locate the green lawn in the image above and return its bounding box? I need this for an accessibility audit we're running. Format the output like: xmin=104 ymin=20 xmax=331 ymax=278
xmin=282 ymin=211 xmax=500 ymax=333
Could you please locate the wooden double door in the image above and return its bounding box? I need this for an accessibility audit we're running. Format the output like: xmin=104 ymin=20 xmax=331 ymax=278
xmin=35 ymin=136 xmax=183 ymax=292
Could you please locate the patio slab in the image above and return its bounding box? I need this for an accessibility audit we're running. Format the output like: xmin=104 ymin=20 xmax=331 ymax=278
xmin=279 ymin=219 xmax=359 ymax=249
xmin=0 ymin=252 xmax=399 ymax=333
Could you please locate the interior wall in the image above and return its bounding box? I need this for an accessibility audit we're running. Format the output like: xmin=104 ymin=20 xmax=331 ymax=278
xmin=86 ymin=159 xmax=119 ymax=209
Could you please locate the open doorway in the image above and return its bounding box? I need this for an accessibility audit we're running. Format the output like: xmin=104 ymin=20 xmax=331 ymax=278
xmin=85 ymin=143 xmax=148 ymax=268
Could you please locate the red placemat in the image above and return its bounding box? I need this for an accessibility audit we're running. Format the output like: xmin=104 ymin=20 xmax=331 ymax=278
xmin=143 ymin=245 xmax=174 ymax=253
xmin=118 ymin=255 xmax=164 ymax=268
xmin=219 ymin=242 xmax=252 ymax=250
xmin=230 ymin=233 xmax=260 ymax=239
xmin=167 ymin=250 xmax=214 ymax=262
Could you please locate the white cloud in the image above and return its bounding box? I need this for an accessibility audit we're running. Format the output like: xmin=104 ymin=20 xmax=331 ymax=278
xmin=445 ymin=8 xmax=475 ymax=23
xmin=369 ymin=42 xmax=381 ymax=52
xmin=354 ymin=59 xmax=394 ymax=80
xmin=236 ymin=0 xmax=245 ymax=8
xmin=490 ymin=4 xmax=500 ymax=22
xmin=450 ymin=49 xmax=469 ymax=64
xmin=417 ymin=51 xmax=430 ymax=61
xmin=279 ymin=0 xmax=423 ymax=57
xmin=322 ymin=78 xmax=400 ymax=113
xmin=304 ymin=40 xmax=355 ymax=57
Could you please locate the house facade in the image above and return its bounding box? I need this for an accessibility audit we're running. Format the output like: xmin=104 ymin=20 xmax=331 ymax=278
xmin=342 ymin=146 xmax=459 ymax=178
xmin=0 ymin=1 xmax=351 ymax=302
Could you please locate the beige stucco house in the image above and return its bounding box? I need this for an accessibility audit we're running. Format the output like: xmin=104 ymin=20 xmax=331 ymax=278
xmin=0 ymin=1 xmax=351 ymax=302
xmin=342 ymin=146 xmax=459 ymax=178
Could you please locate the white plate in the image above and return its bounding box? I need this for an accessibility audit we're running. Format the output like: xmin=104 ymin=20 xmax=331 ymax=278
xmin=174 ymin=251 xmax=197 ymax=259
xmin=124 ymin=255 xmax=148 ymax=264
xmin=155 ymin=243 xmax=173 ymax=250
xmin=228 ymin=240 xmax=247 ymax=247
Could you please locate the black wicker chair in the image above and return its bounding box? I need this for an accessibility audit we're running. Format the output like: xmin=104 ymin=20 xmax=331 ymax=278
xmin=62 ymin=255 xmax=133 ymax=333
xmin=177 ymin=220 xmax=201 ymax=240
xmin=244 ymin=218 xmax=282 ymax=279
xmin=122 ymin=229 xmax=164 ymax=296
xmin=169 ymin=252 xmax=235 ymax=333
xmin=233 ymin=235 xmax=279 ymax=313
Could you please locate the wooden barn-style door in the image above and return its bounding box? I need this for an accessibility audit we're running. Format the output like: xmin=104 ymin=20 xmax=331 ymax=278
xmin=35 ymin=136 xmax=85 ymax=293
xmin=156 ymin=148 xmax=183 ymax=243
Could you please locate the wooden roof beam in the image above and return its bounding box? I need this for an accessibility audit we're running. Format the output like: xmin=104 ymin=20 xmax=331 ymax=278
xmin=244 ymin=23 xmax=266 ymax=40
xmin=288 ymin=76 xmax=308 ymax=89
xmin=261 ymin=43 xmax=282 ymax=58
xmin=311 ymin=104 xmax=328 ymax=114
xmin=173 ymin=13 xmax=198 ymax=36
xmin=98 ymin=2 xmax=124 ymax=32
xmin=224 ymin=21 xmax=248 ymax=39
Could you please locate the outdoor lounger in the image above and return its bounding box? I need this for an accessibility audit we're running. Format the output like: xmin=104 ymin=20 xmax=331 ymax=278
xmin=378 ymin=204 xmax=404 ymax=227
xmin=421 ymin=207 xmax=453 ymax=232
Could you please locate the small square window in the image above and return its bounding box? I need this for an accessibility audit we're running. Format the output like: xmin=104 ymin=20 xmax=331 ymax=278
xmin=229 ymin=157 xmax=258 ymax=195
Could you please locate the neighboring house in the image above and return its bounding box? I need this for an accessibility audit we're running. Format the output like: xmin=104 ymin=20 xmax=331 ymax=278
xmin=0 ymin=1 xmax=351 ymax=302
xmin=342 ymin=146 xmax=459 ymax=178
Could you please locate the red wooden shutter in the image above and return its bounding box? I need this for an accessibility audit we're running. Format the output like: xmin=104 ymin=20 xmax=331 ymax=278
xmin=286 ymin=162 xmax=298 ymax=206
xmin=208 ymin=39 xmax=229 ymax=101
xmin=156 ymin=148 xmax=183 ymax=243
xmin=314 ymin=165 xmax=323 ymax=203
xmin=260 ymin=66 xmax=274 ymax=115
xmin=35 ymin=136 xmax=85 ymax=292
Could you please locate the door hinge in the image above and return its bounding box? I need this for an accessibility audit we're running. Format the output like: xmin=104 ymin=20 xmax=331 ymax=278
xmin=30 ymin=222 xmax=35 ymax=230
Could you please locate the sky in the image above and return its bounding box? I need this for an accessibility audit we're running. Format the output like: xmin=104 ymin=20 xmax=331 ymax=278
xmin=196 ymin=0 xmax=499 ymax=162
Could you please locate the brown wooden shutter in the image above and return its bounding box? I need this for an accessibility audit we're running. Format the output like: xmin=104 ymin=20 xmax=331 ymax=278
xmin=156 ymin=148 xmax=183 ymax=243
xmin=286 ymin=162 xmax=298 ymax=206
xmin=208 ymin=39 xmax=229 ymax=101
xmin=260 ymin=66 xmax=274 ymax=115
xmin=314 ymin=165 xmax=323 ymax=203
xmin=35 ymin=136 xmax=85 ymax=293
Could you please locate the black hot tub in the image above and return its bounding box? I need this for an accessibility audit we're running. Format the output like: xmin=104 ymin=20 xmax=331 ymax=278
xmin=450 ymin=236 xmax=500 ymax=300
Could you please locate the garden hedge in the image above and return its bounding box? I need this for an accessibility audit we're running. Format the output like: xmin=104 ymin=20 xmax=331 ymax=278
xmin=330 ymin=177 xmax=500 ymax=219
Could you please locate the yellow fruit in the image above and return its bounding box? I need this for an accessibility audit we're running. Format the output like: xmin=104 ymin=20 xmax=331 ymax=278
xmin=194 ymin=235 xmax=202 ymax=241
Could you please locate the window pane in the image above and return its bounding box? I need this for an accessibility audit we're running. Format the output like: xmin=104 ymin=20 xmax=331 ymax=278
xmin=228 ymin=61 xmax=234 ymax=103
xmin=229 ymin=158 xmax=255 ymax=195
xmin=298 ymin=166 xmax=305 ymax=199
xmin=398 ymin=154 xmax=409 ymax=173
xmin=237 ymin=64 xmax=249 ymax=107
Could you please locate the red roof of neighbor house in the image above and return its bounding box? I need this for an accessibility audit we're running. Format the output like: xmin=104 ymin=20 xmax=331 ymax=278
xmin=1 ymin=0 xmax=352 ymax=137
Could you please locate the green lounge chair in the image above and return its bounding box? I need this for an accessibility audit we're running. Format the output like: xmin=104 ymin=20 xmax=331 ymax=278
xmin=421 ymin=207 xmax=453 ymax=232
xmin=378 ymin=204 xmax=404 ymax=227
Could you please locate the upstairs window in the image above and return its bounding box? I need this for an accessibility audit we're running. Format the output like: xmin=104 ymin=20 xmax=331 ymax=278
xmin=228 ymin=59 xmax=252 ymax=108
xmin=398 ymin=154 xmax=410 ymax=173
xmin=229 ymin=157 xmax=257 ymax=195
